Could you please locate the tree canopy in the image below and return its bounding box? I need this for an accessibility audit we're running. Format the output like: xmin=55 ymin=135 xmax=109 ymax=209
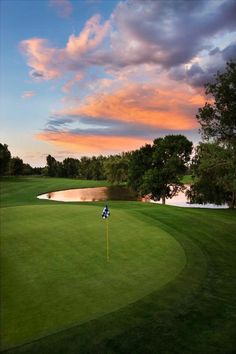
xmin=189 ymin=143 xmax=235 ymax=208
xmin=190 ymin=61 xmax=236 ymax=208
xmin=0 ymin=143 xmax=11 ymax=175
xmin=129 ymin=135 xmax=192 ymax=204
xmin=196 ymin=61 xmax=236 ymax=148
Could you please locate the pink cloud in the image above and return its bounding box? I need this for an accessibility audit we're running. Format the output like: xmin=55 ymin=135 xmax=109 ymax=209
xmin=21 ymin=91 xmax=36 ymax=99
xmin=49 ymin=0 xmax=72 ymax=18
xmin=20 ymin=38 xmax=61 ymax=80
xmin=20 ymin=15 xmax=110 ymax=81
xmin=62 ymin=73 xmax=84 ymax=93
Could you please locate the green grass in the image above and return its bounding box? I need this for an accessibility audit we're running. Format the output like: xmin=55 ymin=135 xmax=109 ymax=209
xmin=0 ymin=177 xmax=236 ymax=354
xmin=0 ymin=177 xmax=110 ymax=207
xmin=181 ymin=175 xmax=194 ymax=184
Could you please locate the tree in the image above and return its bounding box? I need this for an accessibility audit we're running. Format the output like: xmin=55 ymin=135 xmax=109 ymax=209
xmin=191 ymin=61 xmax=236 ymax=208
xmin=140 ymin=135 xmax=192 ymax=204
xmin=23 ymin=163 xmax=33 ymax=175
xmin=0 ymin=143 xmax=11 ymax=175
xmin=79 ymin=156 xmax=93 ymax=179
xmin=104 ymin=154 xmax=130 ymax=184
xmin=189 ymin=143 xmax=235 ymax=208
xmin=196 ymin=61 xmax=236 ymax=148
xmin=89 ymin=156 xmax=105 ymax=180
xmin=10 ymin=157 xmax=24 ymax=175
xmin=128 ymin=144 xmax=153 ymax=191
xmin=46 ymin=155 xmax=58 ymax=177
xmin=62 ymin=158 xmax=80 ymax=178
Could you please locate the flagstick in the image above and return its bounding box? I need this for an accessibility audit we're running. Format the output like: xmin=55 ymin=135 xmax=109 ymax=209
xmin=106 ymin=218 xmax=109 ymax=262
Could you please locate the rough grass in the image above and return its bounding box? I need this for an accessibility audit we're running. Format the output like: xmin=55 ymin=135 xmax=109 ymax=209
xmin=0 ymin=177 xmax=236 ymax=354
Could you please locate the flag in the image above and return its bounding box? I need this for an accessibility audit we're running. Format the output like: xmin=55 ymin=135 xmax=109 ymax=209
xmin=102 ymin=205 xmax=110 ymax=219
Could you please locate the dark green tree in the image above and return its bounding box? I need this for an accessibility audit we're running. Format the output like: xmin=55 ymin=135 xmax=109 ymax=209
xmin=10 ymin=157 xmax=24 ymax=175
xmin=0 ymin=143 xmax=11 ymax=175
xmin=191 ymin=61 xmax=236 ymax=208
xmin=141 ymin=135 xmax=192 ymax=204
xmin=196 ymin=61 xmax=236 ymax=148
xmin=46 ymin=155 xmax=58 ymax=177
xmin=79 ymin=156 xmax=93 ymax=179
xmin=62 ymin=158 xmax=80 ymax=178
xmin=128 ymin=144 xmax=153 ymax=191
xmin=89 ymin=156 xmax=104 ymax=180
xmin=189 ymin=143 xmax=235 ymax=208
xmin=23 ymin=163 xmax=33 ymax=175
xmin=104 ymin=154 xmax=130 ymax=184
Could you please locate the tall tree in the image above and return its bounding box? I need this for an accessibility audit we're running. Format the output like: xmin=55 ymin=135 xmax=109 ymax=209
xmin=191 ymin=61 xmax=236 ymax=208
xmin=10 ymin=157 xmax=24 ymax=175
xmin=128 ymin=144 xmax=153 ymax=191
xmin=46 ymin=155 xmax=58 ymax=177
xmin=189 ymin=143 xmax=235 ymax=208
xmin=104 ymin=154 xmax=130 ymax=184
xmin=141 ymin=135 xmax=192 ymax=204
xmin=196 ymin=61 xmax=236 ymax=148
xmin=0 ymin=143 xmax=11 ymax=175
xmin=62 ymin=158 xmax=80 ymax=178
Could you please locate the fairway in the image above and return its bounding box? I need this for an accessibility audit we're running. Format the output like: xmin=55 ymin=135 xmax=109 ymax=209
xmin=0 ymin=177 xmax=236 ymax=354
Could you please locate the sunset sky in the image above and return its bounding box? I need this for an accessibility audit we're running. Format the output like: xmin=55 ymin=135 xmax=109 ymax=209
xmin=1 ymin=0 xmax=236 ymax=166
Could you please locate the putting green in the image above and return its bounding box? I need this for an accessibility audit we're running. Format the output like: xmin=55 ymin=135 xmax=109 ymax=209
xmin=1 ymin=204 xmax=186 ymax=350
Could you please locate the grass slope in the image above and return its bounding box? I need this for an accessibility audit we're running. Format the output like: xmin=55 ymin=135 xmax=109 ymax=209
xmin=0 ymin=177 xmax=236 ymax=354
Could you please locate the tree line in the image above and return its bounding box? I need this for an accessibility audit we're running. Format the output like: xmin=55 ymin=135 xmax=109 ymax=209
xmin=45 ymin=153 xmax=131 ymax=182
xmin=0 ymin=61 xmax=235 ymax=207
xmin=0 ymin=144 xmax=131 ymax=183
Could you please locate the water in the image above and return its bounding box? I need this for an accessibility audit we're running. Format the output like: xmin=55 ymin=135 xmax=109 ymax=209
xmin=37 ymin=186 xmax=137 ymax=202
xmin=150 ymin=188 xmax=227 ymax=209
xmin=37 ymin=186 xmax=227 ymax=208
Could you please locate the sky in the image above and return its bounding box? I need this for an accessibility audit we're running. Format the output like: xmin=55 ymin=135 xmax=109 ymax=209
xmin=1 ymin=0 xmax=236 ymax=167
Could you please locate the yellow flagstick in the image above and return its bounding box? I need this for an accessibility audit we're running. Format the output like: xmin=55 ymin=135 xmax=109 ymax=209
xmin=106 ymin=217 xmax=109 ymax=262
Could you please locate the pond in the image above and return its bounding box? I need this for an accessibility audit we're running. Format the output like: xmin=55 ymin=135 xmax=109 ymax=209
xmin=151 ymin=188 xmax=227 ymax=209
xmin=37 ymin=186 xmax=227 ymax=208
xmin=37 ymin=186 xmax=138 ymax=202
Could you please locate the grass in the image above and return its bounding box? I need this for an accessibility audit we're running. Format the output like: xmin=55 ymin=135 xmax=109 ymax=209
xmin=0 ymin=177 xmax=236 ymax=354
xmin=181 ymin=175 xmax=194 ymax=184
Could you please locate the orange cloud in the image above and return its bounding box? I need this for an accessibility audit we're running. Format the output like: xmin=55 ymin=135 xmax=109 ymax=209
xmin=36 ymin=131 xmax=150 ymax=155
xmin=58 ymin=84 xmax=199 ymax=130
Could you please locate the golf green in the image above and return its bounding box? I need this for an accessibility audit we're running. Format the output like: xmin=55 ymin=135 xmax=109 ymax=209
xmin=1 ymin=177 xmax=236 ymax=354
xmin=1 ymin=204 xmax=185 ymax=349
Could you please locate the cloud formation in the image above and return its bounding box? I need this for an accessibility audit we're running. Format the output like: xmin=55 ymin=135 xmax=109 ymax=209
xmin=20 ymin=0 xmax=236 ymax=155
xmin=21 ymin=0 xmax=236 ymax=81
xmin=107 ymin=0 xmax=236 ymax=69
xmin=55 ymin=83 xmax=200 ymax=130
xmin=20 ymin=14 xmax=110 ymax=80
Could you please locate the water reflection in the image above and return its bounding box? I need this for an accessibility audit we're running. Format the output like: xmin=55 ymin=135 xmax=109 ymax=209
xmin=150 ymin=187 xmax=227 ymax=209
xmin=37 ymin=186 xmax=227 ymax=208
xmin=38 ymin=186 xmax=137 ymax=202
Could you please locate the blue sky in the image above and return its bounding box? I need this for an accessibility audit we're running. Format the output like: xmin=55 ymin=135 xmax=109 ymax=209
xmin=1 ymin=0 xmax=235 ymax=166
